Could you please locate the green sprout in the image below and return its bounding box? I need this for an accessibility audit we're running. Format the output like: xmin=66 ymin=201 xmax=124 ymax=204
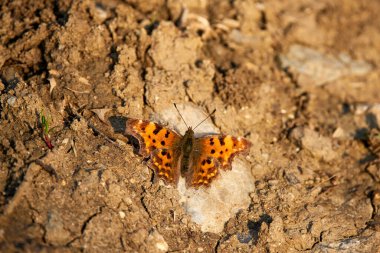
xmin=40 ymin=110 xmax=54 ymax=149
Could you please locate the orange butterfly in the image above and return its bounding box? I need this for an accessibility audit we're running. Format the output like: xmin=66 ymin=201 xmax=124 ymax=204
xmin=125 ymin=105 xmax=251 ymax=188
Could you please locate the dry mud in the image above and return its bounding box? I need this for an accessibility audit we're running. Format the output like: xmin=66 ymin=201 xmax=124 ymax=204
xmin=1 ymin=0 xmax=380 ymax=252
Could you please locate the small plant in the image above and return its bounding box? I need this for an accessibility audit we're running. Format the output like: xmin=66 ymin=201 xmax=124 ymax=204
xmin=40 ymin=110 xmax=54 ymax=149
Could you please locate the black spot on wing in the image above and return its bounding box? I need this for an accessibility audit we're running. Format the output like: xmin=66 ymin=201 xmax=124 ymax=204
xmin=219 ymin=136 xmax=225 ymax=146
xmin=153 ymin=125 xmax=163 ymax=135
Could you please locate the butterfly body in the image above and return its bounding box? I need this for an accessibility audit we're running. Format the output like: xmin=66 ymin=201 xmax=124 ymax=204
xmin=126 ymin=118 xmax=251 ymax=188
xmin=178 ymin=127 xmax=195 ymax=176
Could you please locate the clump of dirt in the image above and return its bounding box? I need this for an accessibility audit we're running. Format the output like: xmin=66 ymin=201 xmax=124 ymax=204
xmin=1 ymin=0 xmax=380 ymax=252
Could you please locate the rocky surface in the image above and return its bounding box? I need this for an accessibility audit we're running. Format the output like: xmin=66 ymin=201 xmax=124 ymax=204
xmin=1 ymin=0 xmax=380 ymax=252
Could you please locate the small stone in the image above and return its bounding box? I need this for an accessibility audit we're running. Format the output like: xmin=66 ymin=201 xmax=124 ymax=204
xmin=7 ymin=96 xmax=16 ymax=106
xmin=78 ymin=76 xmax=90 ymax=85
xmin=147 ymin=231 xmax=168 ymax=252
xmin=156 ymin=241 xmax=169 ymax=252
xmin=119 ymin=211 xmax=126 ymax=219
xmin=123 ymin=197 xmax=133 ymax=205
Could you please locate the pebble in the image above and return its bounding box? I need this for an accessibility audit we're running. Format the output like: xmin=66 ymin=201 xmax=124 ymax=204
xmin=119 ymin=211 xmax=126 ymax=219
xmin=7 ymin=96 xmax=16 ymax=106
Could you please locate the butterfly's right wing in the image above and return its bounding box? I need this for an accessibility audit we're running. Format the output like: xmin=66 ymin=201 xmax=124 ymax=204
xmin=188 ymin=135 xmax=251 ymax=188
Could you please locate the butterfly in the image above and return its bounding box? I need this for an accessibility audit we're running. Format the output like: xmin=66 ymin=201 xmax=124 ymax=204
xmin=125 ymin=106 xmax=251 ymax=188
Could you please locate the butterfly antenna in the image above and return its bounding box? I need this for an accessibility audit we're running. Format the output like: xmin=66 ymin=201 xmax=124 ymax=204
xmin=173 ymin=103 xmax=189 ymax=128
xmin=193 ymin=108 xmax=216 ymax=131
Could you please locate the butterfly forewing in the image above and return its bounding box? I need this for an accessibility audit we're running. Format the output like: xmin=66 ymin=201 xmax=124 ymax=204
xmin=197 ymin=135 xmax=251 ymax=169
xmin=126 ymin=119 xmax=182 ymax=157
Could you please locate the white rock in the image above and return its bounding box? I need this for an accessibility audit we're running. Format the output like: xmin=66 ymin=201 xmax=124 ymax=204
xmin=280 ymin=44 xmax=373 ymax=86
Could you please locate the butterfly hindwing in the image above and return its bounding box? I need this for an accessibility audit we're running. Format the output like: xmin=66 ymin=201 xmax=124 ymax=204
xmin=150 ymin=149 xmax=179 ymax=185
xmin=126 ymin=119 xmax=181 ymax=157
xmin=188 ymin=155 xmax=220 ymax=187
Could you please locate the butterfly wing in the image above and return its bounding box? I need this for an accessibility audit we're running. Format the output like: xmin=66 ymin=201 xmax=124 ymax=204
xmin=126 ymin=119 xmax=181 ymax=157
xmin=125 ymin=119 xmax=182 ymax=185
xmin=150 ymin=149 xmax=179 ymax=185
xmin=189 ymin=135 xmax=251 ymax=187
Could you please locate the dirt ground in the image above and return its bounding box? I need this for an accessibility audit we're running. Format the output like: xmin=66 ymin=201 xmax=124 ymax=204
xmin=1 ymin=0 xmax=380 ymax=252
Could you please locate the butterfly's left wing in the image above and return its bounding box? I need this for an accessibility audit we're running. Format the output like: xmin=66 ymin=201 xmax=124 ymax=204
xmin=125 ymin=119 xmax=182 ymax=186
xmin=189 ymin=135 xmax=251 ymax=188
